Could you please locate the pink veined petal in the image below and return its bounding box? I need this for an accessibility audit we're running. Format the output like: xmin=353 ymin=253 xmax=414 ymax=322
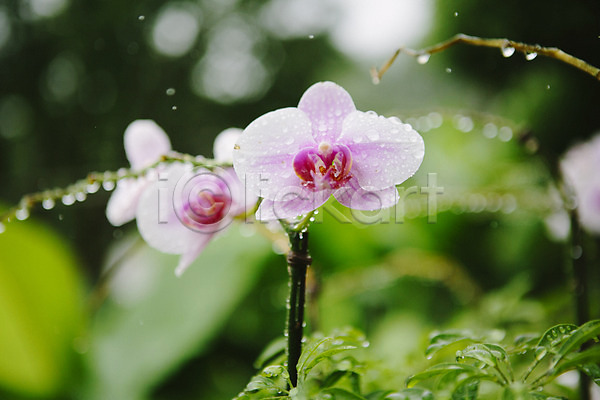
xmin=334 ymin=178 xmax=399 ymax=210
xmin=124 ymin=120 xmax=172 ymax=170
xmin=256 ymin=188 xmax=332 ymax=220
xmin=297 ymin=81 xmax=356 ymax=143
xmin=174 ymin=233 xmax=214 ymax=277
xmin=339 ymin=111 xmax=424 ymax=190
xmin=233 ymin=108 xmax=316 ymax=199
xmin=213 ymin=128 xmax=242 ymax=164
xmin=105 ymin=177 xmax=149 ymax=226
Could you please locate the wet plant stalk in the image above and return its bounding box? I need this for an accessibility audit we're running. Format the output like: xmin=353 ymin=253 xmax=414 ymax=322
xmin=570 ymin=214 xmax=591 ymax=400
xmin=286 ymin=230 xmax=311 ymax=387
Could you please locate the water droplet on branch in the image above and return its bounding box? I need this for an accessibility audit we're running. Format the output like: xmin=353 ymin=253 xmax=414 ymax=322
xmin=417 ymin=53 xmax=430 ymax=64
xmin=42 ymin=198 xmax=56 ymax=210
xmin=525 ymin=52 xmax=537 ymax=61
xmin=501 ymin=46 xmax=515 ymax=58
xmin=16 ymin=208 xmax=29 ymax=221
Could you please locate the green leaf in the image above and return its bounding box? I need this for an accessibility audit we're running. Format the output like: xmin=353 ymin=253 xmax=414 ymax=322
xmin=255 ymin=337 xmax=287 ymax=369
xmin=426 ymin=331 xmax=478 ymax=357
xmin=406 ymin=363 xmax=489 ymax=387
xmin=451 ymin=379 xmax=479 ymax=400
xmin=0 ymin=216 xmax=85 ymax=397
xmin=551 ymin=320 xmax=600 ymax=367
xmin=385 ymin=388 xmax=434 ymax=400
xmin=533 ymin=324 xmax=578 ymax=360
xmin=320 ymin=387 xmax=367 ymax=400
xmin=580 ymin=363 xmax=600 ymax=385
xmin=84 ymin=225 xmax=272 ymax=400
xmin=550 ymin=346 xmax=600 ymax=377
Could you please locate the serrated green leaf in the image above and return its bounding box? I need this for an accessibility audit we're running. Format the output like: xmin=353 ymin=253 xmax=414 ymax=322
xmin=533 ymin=324 xmax=578 ymax=360
xmin=406 ymin=363 xmax=488 ymax=387
xmin=551 ymin=320 xmax=600 ymax=368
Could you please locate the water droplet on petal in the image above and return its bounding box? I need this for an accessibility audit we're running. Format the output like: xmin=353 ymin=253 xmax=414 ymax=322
xmin=525 ymin=52 xmax=537 ymax=61
xmin=365 ymin=110 xmax=377 ymax=117
xmin=417 ymin=53 xmax=430 ymax=64
xmin=284 ymin=136 xmax=294 ymax=145
xmin=62 ymin=194 xmax=76 ymax=206
xmin=102 ymin=181 xmax=115 ymax=191
xmin=366 ymin=130 xmax=380 ymax=141
xmin=42 ymin=198 xmax=56 ymax=210
xmin=16 ymin=208 xmax=29 ymax=221
xmin=501 ymin=46 xmax=515 ymax=58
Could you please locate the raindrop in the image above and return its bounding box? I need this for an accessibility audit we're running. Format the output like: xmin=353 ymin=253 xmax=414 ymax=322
xmin=166 ymin=88 xmax=176 ymax=96
xmin=42 ymin=198 xmax=56 ymax=210
xmin=498 ymin=126 xmax=513 ymax=142
xmin=62 ymin=194 xmax=76 ymax=205
xmin=171 ymin=105 xmax=177 ymax=111
xmin=102 ymin=181 xmax=115 ymax=191
xmin=365 ymin=110 xmax=377 ymax=117
xmin=75 ymin=192 xmax=87 ymax=202
xmin=501 ymin=46 xmax=515 ymax=58
xmin=546 ymin=84 xmax=551 ymax=90
xmin=0 ymin=223 xmax=4 ymax=234
xmin=138 ymin=15 xmax=145 ymax=21
xmin=525 ymin=52 xmax=537 ymax=61
xmin=483 ymin=122 xmax=498 ymax=139
xmin=454 ymin=11 xmax=459 ymax=16
xmin=86 ymin=182 xmax=100 ymax=194
xmin=572 ymin=245 xmax=583 ymax=260
xmin=58 ymin=214 xmax=64 ymax=221
xmin=445 ymin=67 xmax=452 ymax=73
xmin=366 ymin=130 xmax=380 ymax=141
xmin=417 ymin=53 xmax=430 ymax=64
xmin=308 ymin=34 xmax=314 ymax=39
xmin=16 ymin=208 xmax=29 ymax=221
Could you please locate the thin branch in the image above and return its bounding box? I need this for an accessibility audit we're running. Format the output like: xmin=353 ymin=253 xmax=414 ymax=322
xmin=0 ymin=153 xmax=227 ymax=225
xmin=371 ymin=33 xmax=600 ymax=83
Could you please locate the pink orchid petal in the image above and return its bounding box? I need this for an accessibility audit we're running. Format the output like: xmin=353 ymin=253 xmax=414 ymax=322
xmin=136 ymin=164 xmax=207 ymax=254
xmin=124 ymin=120 xmax=172 ymax=170
xmin=174 ymin=233 xmax=213 ymax=277
xmin=256 ymin=188 xmax=331 ymax=220
xmin=105 ymin=177 xmax=149 ymax=226
xmin=218 ymin=167 xmax=257 ymax=218
xmin=233 ymin=108 xmax=316 ymax=199
xmin=298 ymin=81 xmax=356 ymax=143
xmin=213 ymin=128 xmax=242 ymax=164
xmin=340 ymin=111 xmax=424 ymax=189
xmin=334 ymin=178 xmax=399 ymax=210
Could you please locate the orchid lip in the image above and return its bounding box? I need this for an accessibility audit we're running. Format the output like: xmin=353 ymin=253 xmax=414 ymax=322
xmin=292 ymin=142 xmax=353 ymax=191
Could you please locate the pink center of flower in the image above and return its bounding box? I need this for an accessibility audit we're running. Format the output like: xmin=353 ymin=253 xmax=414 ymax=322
xmin=178 ymin=174 xmax=233 ymax=230
xmin=292 ymin=142 xmax=353 ymax=190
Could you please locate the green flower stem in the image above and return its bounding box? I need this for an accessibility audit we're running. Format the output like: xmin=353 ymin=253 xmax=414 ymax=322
xmin=570 ymin=214 xmax=591 ymax=400
xmin=285 ymin=229 xmax=311 ymax=387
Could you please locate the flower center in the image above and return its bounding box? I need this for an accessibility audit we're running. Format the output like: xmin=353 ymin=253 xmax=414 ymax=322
xmin=292 ymin=142 xmax=352 ymax=190
xmin=178 ymin=174 xmax=233 ymax=229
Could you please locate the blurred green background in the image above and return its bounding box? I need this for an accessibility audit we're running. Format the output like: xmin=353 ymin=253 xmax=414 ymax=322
xmin=1 ymin=0 xmax=599 ymax=398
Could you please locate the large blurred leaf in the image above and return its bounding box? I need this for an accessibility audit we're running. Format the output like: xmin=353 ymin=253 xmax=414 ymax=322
xmin=84 ymin=224 xmax=272 ymax=399
xmin=0 ymin=216 xmax=85 ymax=397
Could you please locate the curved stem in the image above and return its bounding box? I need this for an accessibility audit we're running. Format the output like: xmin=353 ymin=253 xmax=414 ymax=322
xmin=371 ymin=33 xmax=600 ymax=83
xmin=285 ymin=229 xmax=311 ymax=387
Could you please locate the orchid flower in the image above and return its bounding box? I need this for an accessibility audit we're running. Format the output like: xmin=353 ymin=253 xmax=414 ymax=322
xmin=135 ymin=128 xmax=254 ymax=276
xmin=106 ymin=120 xmax=172 ymax=226
xmin=232 ymin=81 xmax=425 ymax=220
xmin=560 ymin=133 xmax=600 ymax=235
